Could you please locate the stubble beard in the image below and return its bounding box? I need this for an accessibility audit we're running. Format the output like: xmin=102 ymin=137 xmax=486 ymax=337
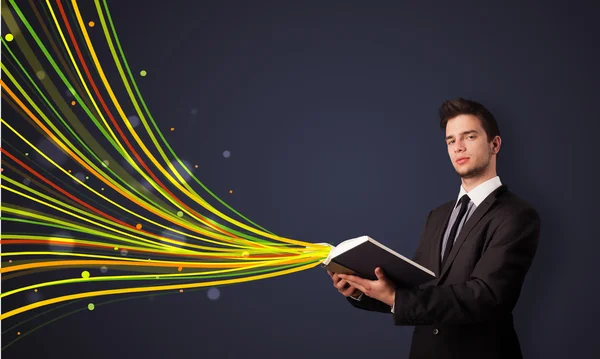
xmin=458 ymin=162 xmax=487 ymax=179
xmin=456 ymin=151 xmax=492 ymax=179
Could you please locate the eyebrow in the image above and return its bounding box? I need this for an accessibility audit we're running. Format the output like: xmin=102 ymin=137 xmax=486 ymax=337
xmin=445 ymin=130 xmax=479 ymax=140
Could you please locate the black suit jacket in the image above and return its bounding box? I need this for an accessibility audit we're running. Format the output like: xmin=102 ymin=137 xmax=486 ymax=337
xmin=347 ymin=185 xmax=540 ymax=359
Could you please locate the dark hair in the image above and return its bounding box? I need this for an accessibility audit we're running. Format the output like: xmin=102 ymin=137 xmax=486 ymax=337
xmin=439 ymin=97 xmax=500 ymax=142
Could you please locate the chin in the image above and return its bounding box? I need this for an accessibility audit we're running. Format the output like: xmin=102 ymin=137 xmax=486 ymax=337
xmin=456 ymin=167 xmax=476 ymax=178
xmin=455 ymin=166 xmax=470 ymax=175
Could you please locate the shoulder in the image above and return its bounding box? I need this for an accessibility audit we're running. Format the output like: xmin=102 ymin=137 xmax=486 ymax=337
xmin=428 ymin=187 xmax=540 ymax=223
xmin=495 ymin=189 xmax=540 ymax=222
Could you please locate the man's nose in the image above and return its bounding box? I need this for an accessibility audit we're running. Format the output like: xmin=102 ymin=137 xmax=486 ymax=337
xmin=454 ymin=141 xmax=466 ymax=152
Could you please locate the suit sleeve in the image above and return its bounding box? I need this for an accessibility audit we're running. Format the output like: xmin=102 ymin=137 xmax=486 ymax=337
xmin=345 ymin=210 xmax=433 ymax=313
xmin=392 ymin=207 xmax=540 ymax=326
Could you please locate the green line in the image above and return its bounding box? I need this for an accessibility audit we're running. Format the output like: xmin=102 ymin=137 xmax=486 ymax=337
xmin=100 ymin=0 xmax=278 ymax=237
xmin=1 ymin=39 xmax=187 ymax=226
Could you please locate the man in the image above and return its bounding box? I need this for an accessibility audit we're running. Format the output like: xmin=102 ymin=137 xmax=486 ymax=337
xmin=328 ymin=98 xmax=540 ymax=359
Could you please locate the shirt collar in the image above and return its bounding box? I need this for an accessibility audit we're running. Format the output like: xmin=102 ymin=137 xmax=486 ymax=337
xmin=456 ymin=176 xmax=502 ymax=207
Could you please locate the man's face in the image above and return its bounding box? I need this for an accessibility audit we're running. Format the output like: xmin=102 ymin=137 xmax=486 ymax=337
xmin=445 ymin=114 xmax=495 ymax=179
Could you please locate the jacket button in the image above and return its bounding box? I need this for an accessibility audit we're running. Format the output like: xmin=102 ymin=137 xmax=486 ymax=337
xmin=432 ymin=328 xmax=439 ymax=335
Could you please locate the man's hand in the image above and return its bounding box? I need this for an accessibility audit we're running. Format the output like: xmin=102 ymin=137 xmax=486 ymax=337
xmin=327 ymin=270 xmax=362 ymax=298
xmin=339 ymin=267 xmax=396 ymax=307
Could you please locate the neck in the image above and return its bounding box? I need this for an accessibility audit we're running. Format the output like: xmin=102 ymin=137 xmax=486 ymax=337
xmin=461 ymin=171 xmax=497 ymax=192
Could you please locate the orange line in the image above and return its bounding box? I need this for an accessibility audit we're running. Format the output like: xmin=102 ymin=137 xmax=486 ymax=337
xmin=0 ymin=80 xmax=236 ymax=246
xmin=1 ymin=147 xmax=135 ymax=230
xmin=54 ymin=0 xmax=240 ymax=240
xmin=1 ymin=258 xmax=306 ymax=274
xmin=0 ymin=239 xmax=293 ymax=259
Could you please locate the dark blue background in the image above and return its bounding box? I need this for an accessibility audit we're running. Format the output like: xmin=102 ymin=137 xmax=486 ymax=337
xmin=3 ymin=0 xmax=599 ymax=358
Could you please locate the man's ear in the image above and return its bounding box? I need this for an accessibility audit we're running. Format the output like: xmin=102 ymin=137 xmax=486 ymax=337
xmin=491 ymin=135 xmax=501 ymax=154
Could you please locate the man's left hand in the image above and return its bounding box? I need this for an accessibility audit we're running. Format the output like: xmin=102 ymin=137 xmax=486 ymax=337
xmin=339 ymin=267 xmax=396 ymax=307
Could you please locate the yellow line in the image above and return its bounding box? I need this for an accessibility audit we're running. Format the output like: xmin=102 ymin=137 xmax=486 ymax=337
xmin=0 ymin=261 xmax=322 ymax=320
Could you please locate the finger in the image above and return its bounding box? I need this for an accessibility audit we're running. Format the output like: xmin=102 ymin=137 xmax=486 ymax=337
xmin=340 ymin=274 xmax=365 ymax=287
xmin=332 ymin=274 xmax=340 ymax=284
xmin=339 ymin=273 xmax=357 ymax=281
xmin=374 ymin=267 xmax=386 ymax=280
xmin=335 ymin=279 xmax=349 ymax=290
xmin=346 ymin=280 xmax=366 ymax=293
xmin=342 ymin=286 xmax=360 ymax=297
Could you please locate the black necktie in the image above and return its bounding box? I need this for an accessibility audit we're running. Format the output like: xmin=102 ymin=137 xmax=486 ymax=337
xmin=442 ymin=194 xmax=470 ymax=266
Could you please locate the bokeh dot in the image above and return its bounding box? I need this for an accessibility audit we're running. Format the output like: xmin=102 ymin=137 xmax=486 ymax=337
xmin=27 ymin=290 xmax=43 ymax=303
xmin=135 ymin=223 xmax=142 ymax=229
xmin=223 ymin=150 xmax=231 ymax=158
xmin=5 ymin=34 xmax=14 ymax=42
xmin=36 ymin=70 xmax=46 ymax=80
xmin=140 ymin=70 xmax=147 ymax=77
xmin=160 ymin=230 xmax=188 ymax=249
xmin=103 ymin=159 xmax=110 ymax=167
xmin=127 ymin=115 xmax=140 ymax=128
xmin=49 ymin=231 xmax=75 ymax=252
xmin=167 ymin=159 xmax=192 ymax=182
xmin=88 ymin=21 xmax=95 ymax=27
xmin=23 ymin=178 xmax=31 ymax=186
xmin=73 ymin=172 xmax=86 ymax=184
xmin=81 ymin=271 xmax=90 ymax=279
xmin=207 ymin=287 xmax=220 ymax=301
xmin=71 ymin=100 xmax=76 ymax=106
xmin=100 ymin=266 xmax=108 ymax=273
xmin=120 ymin=249 xmax=128 ymax=256
xmin=242 ymin=251 xmax=249 ymax=257
xmin=27 ymin=291 xmax=43 ymax=303
xmin=177 ymin=211 xmax=183 ymax=217
xmin=88 ymin=303 xmax=95 ymax=311
xmin=177 ymin=266 xmax=182 ymax=272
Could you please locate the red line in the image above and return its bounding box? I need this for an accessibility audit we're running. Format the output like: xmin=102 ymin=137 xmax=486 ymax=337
xmin=54 ymin=0 xmax=238 ymax=239
xmin=0 ymin=239 xmax=292 ymax=259
xmin=1 ymin=147 xmax=134 ymax=230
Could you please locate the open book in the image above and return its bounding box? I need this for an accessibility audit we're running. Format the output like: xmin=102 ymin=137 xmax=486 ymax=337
xmin=321 ymin=235 xmax=435 ymax=288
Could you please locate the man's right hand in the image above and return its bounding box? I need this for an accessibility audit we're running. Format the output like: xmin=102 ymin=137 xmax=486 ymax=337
xmin=327 ymin=269 xmax=362 ymax=298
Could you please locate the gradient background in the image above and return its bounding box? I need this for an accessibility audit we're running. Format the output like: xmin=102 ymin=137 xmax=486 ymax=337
xmin=2 ymin=0 xmax=599 ymax=358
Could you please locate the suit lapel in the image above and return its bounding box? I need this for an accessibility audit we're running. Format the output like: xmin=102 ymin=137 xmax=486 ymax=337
xmin=438 ymin=184 xmax=508 ymax=280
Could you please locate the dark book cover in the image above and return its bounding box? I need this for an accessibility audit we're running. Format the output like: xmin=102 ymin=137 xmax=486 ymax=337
xmin=322 ymin=236 xmax=435 ymax=288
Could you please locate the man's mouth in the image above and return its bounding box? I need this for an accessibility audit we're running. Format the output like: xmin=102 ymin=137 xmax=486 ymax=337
xmin=456 ymin=157 xmax=470 ymax=164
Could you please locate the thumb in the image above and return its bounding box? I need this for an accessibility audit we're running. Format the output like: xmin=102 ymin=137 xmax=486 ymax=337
xmin=374 ymin=267 xmax=386 ymax=280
